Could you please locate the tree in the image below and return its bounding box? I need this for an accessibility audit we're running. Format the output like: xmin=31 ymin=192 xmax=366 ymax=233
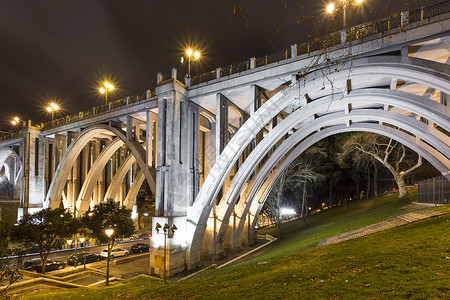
xmin=264 ymin=159 xmax=322 ymax=237
xmin=11 ymin=208 xmax=78 ymax=274
xmin=338 ymin=132 xmax=422 ymax=198
xmin=0 ymin=221 xmax=22 ymax=299
xmin=80 ymin=199 xmax=135 ymax=246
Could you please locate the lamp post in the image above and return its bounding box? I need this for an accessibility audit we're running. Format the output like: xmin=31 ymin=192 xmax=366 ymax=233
xmin=327 ymin=0 xmax=363 ymax=28
xmin=46 ymin=102 xmax=59 ymax=121
xmin=99 ymin=82 xmax=114 ymax=105
xmin=181 ymin=48 xmax=201 ymax=78
xmin=67 ymin=239 xmax=73 ymax=249
xmin=79 ymin=237 xmax=86 ymax=271
xmin=104 ymin=228 xmax=114 ymax=286
xmin=155 ymin=222 xmax=177 ymax=284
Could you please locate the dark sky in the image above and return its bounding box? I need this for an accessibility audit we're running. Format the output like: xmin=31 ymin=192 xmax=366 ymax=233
xmin=0 ymin=0 xmax=436 ymax=129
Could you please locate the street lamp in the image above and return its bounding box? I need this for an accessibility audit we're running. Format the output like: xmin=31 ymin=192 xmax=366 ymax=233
xmin=181 ymin=48 xmax=201 ymax=78
xmin=326 ymin=0 xmax=363 ymax=28
xmin=104 ymin=228 xmax=114 ymax=286
xmin=155 ymin=222 xmax=177 ymax=284
xmin=79 ymin=237 xmax=86 ymax=271
xmin=46 ymin=102 xmax=60 ymax=121
xmin=10 ymin=117 xmax=20 ymax=126
xmin=99 ymin=82 xmax=114 ymax=105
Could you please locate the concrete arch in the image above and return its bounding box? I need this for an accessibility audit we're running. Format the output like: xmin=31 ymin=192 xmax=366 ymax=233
xmin=0 ymin=148 xmax=22 ymax=186
xmin=103 ymin=154 xmax=136 ymax=203
xmin=186 ymin=56 xmax=450 ymax=268
xmin=123 ymin=170 xmax=145 ymax=210
xmin=211 ymin=107 xmax=450 ymax=255
xmin=199 ymin=89 xmax=450 ymax=255
xmin=76 ymin=138 xmax=124 ymax=213
xmin=247 ymin=123 xmax=449 ymax=238
xmin=46 ymin=124 xmax=156 ymax=210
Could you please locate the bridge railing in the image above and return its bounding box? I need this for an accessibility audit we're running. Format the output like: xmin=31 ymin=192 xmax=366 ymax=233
xmin=0 ymin=132 xmax=21 ymax=142
xmin=189 ymin=0 xmax=449 ymax=87
xmin=40 ymin=90 xmax=154 ymax=131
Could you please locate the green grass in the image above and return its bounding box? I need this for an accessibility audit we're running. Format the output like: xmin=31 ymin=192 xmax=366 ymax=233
xmin=0 ymin=200 xmax=19 ymax=225
xmin=19 ymin=193 xmax=450 ymax=299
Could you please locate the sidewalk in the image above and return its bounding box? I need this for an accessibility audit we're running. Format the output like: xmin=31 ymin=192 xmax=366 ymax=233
xmin=318 ymin=206 xmax=446 ymax=247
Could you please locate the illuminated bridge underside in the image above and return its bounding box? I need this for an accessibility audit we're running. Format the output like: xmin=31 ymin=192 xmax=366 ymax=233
xmin=191 ymin=58 xmax=450 ymax=262
xmin=0 ymin=9 xmax=449 ymax=278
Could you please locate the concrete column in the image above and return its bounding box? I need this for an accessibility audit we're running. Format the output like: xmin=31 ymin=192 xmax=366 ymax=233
xmin=216 ymin=93 xmax=228 ymax=159
xmin=146 ymin=110 xmax=158 ymax=168
xmin=19 ymin=125 xmax=45 ymax=219
xmin=151 ymin=79 xmax=193 ymax=278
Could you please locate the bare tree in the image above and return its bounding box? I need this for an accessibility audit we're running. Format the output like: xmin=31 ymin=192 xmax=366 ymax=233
xmin=338 ymin=132 xmax=422 ymax=198
xmin=264 ymin=159 xmax=322 ymax=237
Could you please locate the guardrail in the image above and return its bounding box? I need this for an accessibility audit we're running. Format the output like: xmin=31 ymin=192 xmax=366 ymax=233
xmin=40 ymin=90 xmax=154 ymax=131
xmin=190 ymin=0 xmax=449 ymax=87
xmin=0 ymin=90 xmax=155 ymax=142
xmin=0 ymin=132 xmax=21 ymax=142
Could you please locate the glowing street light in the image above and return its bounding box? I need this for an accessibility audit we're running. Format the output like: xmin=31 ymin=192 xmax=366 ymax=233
xmin=181 ymin=48 xmax=201 ymax=78
xmin=46 ymin=102 xmax=60 ymax=121
xmin=104 ymin=228 xmax=114 ymax=286
xmin=11 ymin=117 xmax=20 ymax=126
xmin=326 ymin=3 xmax=335 ymax=14
xmin=326 ymin=0 xmax=363 ymax=28
xmin=99 ymin=82 xmax=114 ymax=105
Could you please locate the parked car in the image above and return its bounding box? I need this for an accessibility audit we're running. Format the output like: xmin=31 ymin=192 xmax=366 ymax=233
xmin=100 ymin=248 xmax=129 ymax=259
xmin=67 ymin=252 xmax=101 ymax=266
xmin=130 ymin=243 xmax=150 ymax=253
xmin=21 ymin=258 xmax=65 ymax=272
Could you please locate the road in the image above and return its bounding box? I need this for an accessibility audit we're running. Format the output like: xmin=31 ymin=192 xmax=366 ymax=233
xmin=4 ymin=239 xmax=150 ymax=270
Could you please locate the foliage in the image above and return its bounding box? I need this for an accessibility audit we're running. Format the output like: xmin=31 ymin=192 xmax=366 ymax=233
xmin=80 ymin=199 xmax=135 ymax=246
xmin=11 ymin=208 xmax=78 ymax=274
xmin=338 ymin=132 xmax=422 ymax=197
xmin=0 ymin=221 xmax=22 ymax=299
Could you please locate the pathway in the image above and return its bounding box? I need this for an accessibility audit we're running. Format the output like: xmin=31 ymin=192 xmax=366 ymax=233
xmin=318 ymin=206 xmax=446 ymax=247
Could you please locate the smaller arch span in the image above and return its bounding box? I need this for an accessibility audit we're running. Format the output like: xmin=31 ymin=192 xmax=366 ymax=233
xmin=46 ymin=124 xmax=156 ymax=210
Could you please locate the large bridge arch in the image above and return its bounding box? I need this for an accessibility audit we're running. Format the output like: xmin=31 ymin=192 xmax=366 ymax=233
xmin=46 ymin=124 xmax=156 ymax=211
xmin=245 ymin=122 xmax=449 ymax=241
xmin=208 ymin=98 xmax=449 ymax=256
xmin=210 ymin=107 xmax=450 ymax=255
xmin=186 ymin=56 xmax=450 ymax=268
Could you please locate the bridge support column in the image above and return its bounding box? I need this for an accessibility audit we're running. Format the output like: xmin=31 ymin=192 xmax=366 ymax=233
xmin=150 ymin=75 xmax=196 ymax=277
xmin=18 ymin=123 xmax=45 ymax=220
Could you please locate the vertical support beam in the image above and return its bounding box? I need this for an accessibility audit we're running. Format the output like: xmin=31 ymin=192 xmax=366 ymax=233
xmin=151 ymin=78 xmax=191 ymax=278
xmin=146 ymin=110 xmax=158 ymax=168
xmin=216 ymin=93 xmax=228 ymax=159
xmin=19 ymin=123 xmax=45 ymax=219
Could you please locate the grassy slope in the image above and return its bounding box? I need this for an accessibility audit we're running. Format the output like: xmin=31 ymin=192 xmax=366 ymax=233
xmin=0 ymin=201 xmax=19 ymax=224
xmin=20 ymin=193 xmax=450 ymax=299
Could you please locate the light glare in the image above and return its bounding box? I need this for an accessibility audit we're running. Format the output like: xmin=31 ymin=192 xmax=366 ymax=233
xmin=194 ymin=51 xmax=200 ymax=60
xmin=105 ymin=228 xmax=114 ymax=237
xmin=327 ymin=3 xmax=335 ymax=13
xmin=186 ymin=49 xmax=193 ymax=57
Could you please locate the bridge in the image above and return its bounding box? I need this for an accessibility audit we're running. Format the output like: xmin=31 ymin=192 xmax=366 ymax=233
xmin=0 ymin=1 xmax=449 ymax=277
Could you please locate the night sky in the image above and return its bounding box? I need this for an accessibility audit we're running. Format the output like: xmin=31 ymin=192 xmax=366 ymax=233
xmin=0 ymin=0 xmax=436 ymax=129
